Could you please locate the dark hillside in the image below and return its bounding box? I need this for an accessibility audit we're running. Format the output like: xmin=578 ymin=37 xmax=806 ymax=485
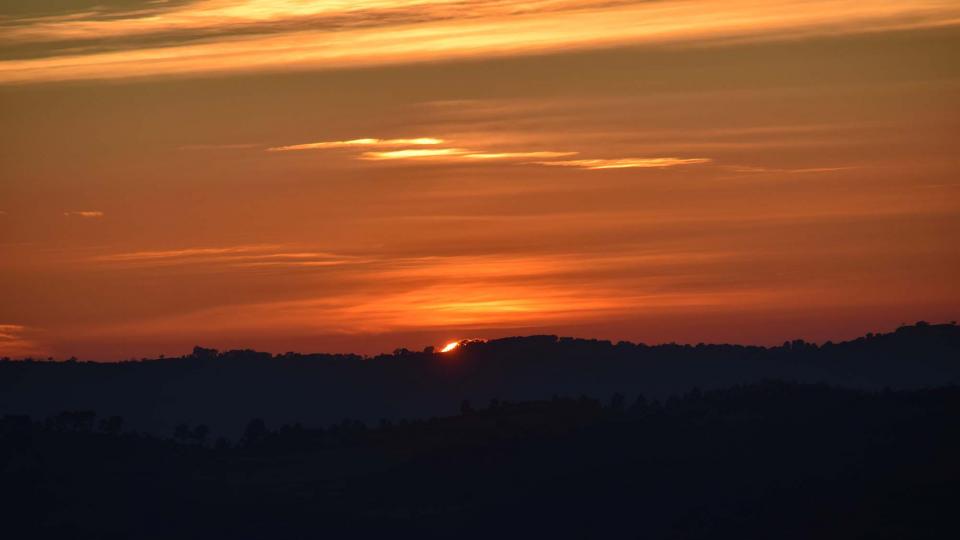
xmin=1 ymin=323 xmax=957 ymax=438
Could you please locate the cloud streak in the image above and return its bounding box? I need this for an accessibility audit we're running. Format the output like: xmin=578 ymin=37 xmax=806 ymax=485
xmin=728 ymin=165 xmax=862 ymax=175
xmin=88 ymin=244 xmax=366 ymax=270
xmin=267 ymin=137 xmax=444 ymax=152
xmin=358 ymin=148 xmax=580 ymax=161
xmin=1 ymin=1 xmax=957 ymax=83
xmin=179 ymin=143 xmax=260 ymax=151
xmin=460 ymin=151 xmax=579 ymax=160
xmin=269 ymin=135 xmax=580 ymax=164
xmin=81 ymin=247 xmax=778 ymax=340
xmin=359 ymin=148 xmax=471 ymax=160
xmin=535 ymin=157 xmax=712 ymax=170
xmin=0 ymin=324 xmax=44 ymax=358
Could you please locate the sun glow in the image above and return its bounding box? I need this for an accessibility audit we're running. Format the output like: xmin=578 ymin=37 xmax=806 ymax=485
xmin=440 ymin=341 xmax=460 ymax=353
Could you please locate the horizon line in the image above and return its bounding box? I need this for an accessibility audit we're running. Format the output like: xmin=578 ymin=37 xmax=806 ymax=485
xmin=4 ymin=320 xmax=953 ymax=363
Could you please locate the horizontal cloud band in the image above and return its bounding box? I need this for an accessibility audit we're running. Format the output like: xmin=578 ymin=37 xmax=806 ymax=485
xmin=1 ymin=1 xmax=958 ymax=84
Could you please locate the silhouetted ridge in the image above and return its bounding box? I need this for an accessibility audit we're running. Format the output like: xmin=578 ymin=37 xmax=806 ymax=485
xmin=1 ymin=323 xmax=957 ymax=438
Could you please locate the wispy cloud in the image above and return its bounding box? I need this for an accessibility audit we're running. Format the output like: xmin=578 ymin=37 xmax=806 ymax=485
xmin=271 ymin=135 xmax=580 ymax=164
xmin=360 ymin=148 xmax=471 ymax=160
xmin=360 ymin=148 xmax=579 ymax=162
xmin=728 ymin=165 xmax=862 ymax=174
xmin=267 ymin=137 xmax=444 ymax=152
xmin=461 ymin=151 xmax=578 ymax=160
xmin=179 ymin=143 xmax=260 ymax=151
xmin=231 ymin=260 xmax=363 ymax=269
xmin=2 ymin=1 xmax=957 ymax=83
xmin=0 ymin=324 xmax=44 ymax=358
xmin=0 ymin=324 xmax=27 ymax=340
xmin=63 ymin=210 xmax=105 ymax=218
xmin=368 ymin=252 xmax=732 ymax=282
xmin=91 ymin=244 xmax=286 ymax=263
xmin=88 ymin=247 xmax=778 ymax=339
xmin=535 ymin=157 xmax=712 ymax=170
xmin=89 ymin=244 xmax=365 ymax=269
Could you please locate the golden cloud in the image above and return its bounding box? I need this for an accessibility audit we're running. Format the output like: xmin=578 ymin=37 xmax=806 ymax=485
xmin=534 ymin=157 xmax=712 ymax=169
xmin=267 ymin=138 xmax=444 ymax=152
xmin=2 ymin=1 xmax=957 ymax=84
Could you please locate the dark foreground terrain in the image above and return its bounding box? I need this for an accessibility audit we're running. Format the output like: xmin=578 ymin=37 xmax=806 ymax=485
xmin=2 ymin=323 xmax=959 ymax=538
xmin=2 ymin=382 xmax=958 ymax=539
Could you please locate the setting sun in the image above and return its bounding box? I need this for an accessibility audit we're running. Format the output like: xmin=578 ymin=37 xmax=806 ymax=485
xmin=440 ymin=341 xmax=460 ymax=353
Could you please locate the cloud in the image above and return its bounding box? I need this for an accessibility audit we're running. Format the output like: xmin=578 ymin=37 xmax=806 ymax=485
xmin=267 ymin=137 xmax=444 ymax=152
xmin=0 ymin=0 xmax=195 ymax=20
xmin=534 ymin=157 xmax=712 ymax=170
xmin=728 ymin=165 xmax=862 ymax=174
xmin=86 ymin=247 xmax=776 ymax=340
xmin=359 ymin=148 xmax=473 ymax=160
xmin=0 ymin=324 xmax=27 ymax=339
xmin=89 ymin=244 xmax=365 ymax=269
xmin=270 ymin=136 xmax=579 ymax=163
xmin=2 ymin=1 xmax=957 ymax=83
xmin=461 ymin=151 xmax=578 ymax=160
xmin=231 ymin=260 xmax=362 ymax=268
xmin=179 ymin=143 xmax=260 ymax=151
xmin=267 ymin=133 xmax=709 ymax=170
xmin=63 ymin=210 xmax=105 ymax=218
xmin=361 ymin=148 xmax=583 ymax=162
xmin=92 ymin=244 xmax=284 ymax=262
xmin=0 ymin=324 xmax=44 ymax=358
xmin=368 ymin=252 xmax=733 ymax=282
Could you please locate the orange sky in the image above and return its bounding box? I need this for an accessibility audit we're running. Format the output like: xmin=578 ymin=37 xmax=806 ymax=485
xmin=1 ymin=1 xmax=958 ymax=359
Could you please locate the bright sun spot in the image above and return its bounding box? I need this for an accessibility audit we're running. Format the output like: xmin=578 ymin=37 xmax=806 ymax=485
xmin=440 ymin=341 xmax=460 ymax=353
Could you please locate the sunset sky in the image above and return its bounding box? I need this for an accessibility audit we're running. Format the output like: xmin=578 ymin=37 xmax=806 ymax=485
xmin=1 ymin=0 xmax=958 ymax=359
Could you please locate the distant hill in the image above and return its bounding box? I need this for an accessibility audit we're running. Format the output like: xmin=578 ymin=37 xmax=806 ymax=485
xmin=1 ymin=322 xmax=957 ymax=438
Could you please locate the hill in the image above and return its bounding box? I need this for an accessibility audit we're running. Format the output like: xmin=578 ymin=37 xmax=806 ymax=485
xmin=1 ymin=322 xmax=957 ymax=438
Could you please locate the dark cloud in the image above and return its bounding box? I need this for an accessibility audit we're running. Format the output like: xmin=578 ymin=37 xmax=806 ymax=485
xmin=0 ymin=0 xmax=196 ymax=19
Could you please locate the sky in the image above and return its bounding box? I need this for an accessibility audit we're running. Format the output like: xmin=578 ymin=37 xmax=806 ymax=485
xmin=1 ymin=0 xmax=958 ymax=359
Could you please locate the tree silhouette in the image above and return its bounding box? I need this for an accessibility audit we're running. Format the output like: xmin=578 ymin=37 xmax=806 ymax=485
xmin=193 ymin=424 xmax=209 ymax=445
xmin=98 ymin=416 xmax=124 ymax=435
xmin=174 ymin=423 xmax=191 ymax=442
xmin=243 ymin=418 xmax=267 ymax=446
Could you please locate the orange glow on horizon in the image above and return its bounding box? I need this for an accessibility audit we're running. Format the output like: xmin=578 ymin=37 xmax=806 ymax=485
xmin=0 ymin=1 xmax=957 ymax=360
